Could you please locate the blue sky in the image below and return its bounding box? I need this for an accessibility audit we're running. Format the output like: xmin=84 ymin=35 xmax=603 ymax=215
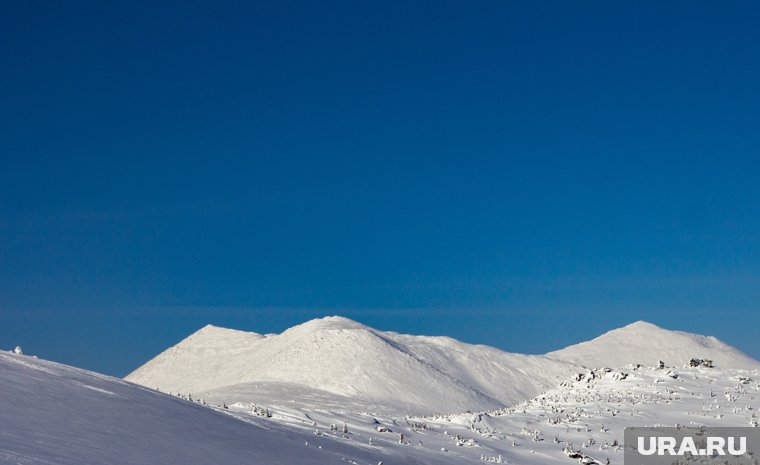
xmin=2 ymin=1 xmax=760 ymax=376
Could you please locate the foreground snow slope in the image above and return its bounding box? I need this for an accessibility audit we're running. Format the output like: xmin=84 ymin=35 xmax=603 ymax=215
xmin=0 ymin=350 xmax=396 ymax=465
xmin=127 ymin=317 xmax=760 ymax=414
xmin=127 ymin=316 xmax=579 ymax=413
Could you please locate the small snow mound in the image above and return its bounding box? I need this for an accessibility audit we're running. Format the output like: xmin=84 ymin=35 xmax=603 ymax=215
xmin=13 ymin=346 xmax=22 ymax=355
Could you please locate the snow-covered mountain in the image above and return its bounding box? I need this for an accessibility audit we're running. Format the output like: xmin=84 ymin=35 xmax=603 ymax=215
xmin=126 ymin=316 xmax=579 ymax=414
xmin=126 ymin=317 xmax=759 ymax=415
xmin=548 ymin=320 xmax=760 ymax=369
xmin=5 ymin=340 xmax=759 ymax=465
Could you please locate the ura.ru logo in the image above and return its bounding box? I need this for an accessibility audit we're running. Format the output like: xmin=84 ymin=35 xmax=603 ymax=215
xmin=637 ymin=436 xmax=747 ymax=456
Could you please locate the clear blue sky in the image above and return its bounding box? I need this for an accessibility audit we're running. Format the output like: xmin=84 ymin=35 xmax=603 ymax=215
xmin=2 ymin=1 xmax=759 ymax=376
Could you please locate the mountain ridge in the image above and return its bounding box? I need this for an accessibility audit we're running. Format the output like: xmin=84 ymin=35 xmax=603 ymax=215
xmin=126 ymin=317 xmax=760 ymax=414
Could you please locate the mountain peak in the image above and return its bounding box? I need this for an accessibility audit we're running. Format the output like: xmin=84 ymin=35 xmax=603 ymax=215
xmin=196 ymin=323 xmax=220 ymax=332
xmin=607 ymin=320 xmax=668 ymax=335
xmin=548 ymin=321 xmax=760 ymax=369
xmin=283 ymin=315 xmax=368 ymax=335
xmin=311 ymin=315 xmax=366 ymax=327
xmin=189 ymin=323 xmax=260 ymax=339
xmin=620 ymin=320 xmax=661 ymax=330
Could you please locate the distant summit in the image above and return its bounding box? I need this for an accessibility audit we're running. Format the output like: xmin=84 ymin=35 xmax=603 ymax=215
xmin=547 ymin=320 xmax=760 ymax=369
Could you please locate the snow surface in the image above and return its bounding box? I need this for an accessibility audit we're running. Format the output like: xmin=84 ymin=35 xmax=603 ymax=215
xmin=4 ymin=343 xmax=760 ymax=465
xmin=548 ymin=320 xmax=760 ymax=369
xmin=0 ymin=350 xmax=394 ymax=465
xmin=127 ymin=317 xmax=760 ymax=414
xmin=5 ymin=318 xmax=760 ymax=465
xmin=126 ymin=316 xmax=581 ymax=414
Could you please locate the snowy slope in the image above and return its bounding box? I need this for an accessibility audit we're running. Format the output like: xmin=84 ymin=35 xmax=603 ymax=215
xmin=5 ymin=321 xmax=760 ymax=465
xmin=6 ymin=349 xmax=759 ymax=465
xmin=199 ymin=363 xmax=760 ymax=465
xmin=548 ymin=320 xmax=760 ymax=369
xmin=127 ymin=318 xmax=760 ymax=415
xmin=0 ymin=350 xmax=401 ymax=465
xmin=127 ymin=316 xmax=579 ymax=414
xmin=2 ymin=348 xmax=606 ymax=465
